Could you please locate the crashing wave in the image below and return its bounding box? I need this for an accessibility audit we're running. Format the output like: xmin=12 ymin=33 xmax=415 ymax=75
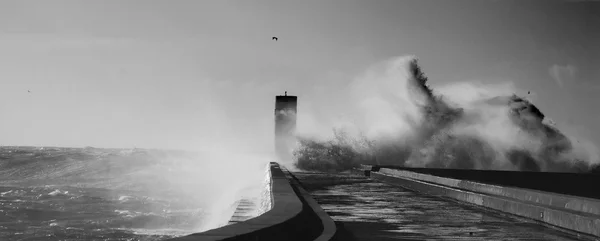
xmin=294 ymin=56 xmax=599 ymax=173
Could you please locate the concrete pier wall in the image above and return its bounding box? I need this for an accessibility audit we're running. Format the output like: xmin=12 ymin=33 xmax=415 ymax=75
xmin=227 ymin=166 xmax=273 ymax=225
xmin=375 ymin=166 xmax=600 ymax=199
xmin=378 ymin=168 xmax=600 ymax=216
xmin=167 ymin=162 xmax=335 ymax=241
xmin=359 ymin=166 xmax=600 ymax=239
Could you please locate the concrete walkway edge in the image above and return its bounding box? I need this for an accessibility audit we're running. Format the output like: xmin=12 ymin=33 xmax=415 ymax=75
xmin=284 ymin=167 xmax=337 ymax=241
xmin=370 ymin=170 xmax=600 ymax=240
xmin=378 ymin=168 xmax=600 ymax=216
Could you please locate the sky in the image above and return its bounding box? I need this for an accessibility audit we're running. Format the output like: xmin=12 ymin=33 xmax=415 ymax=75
xmin=0 ymin=0 xmax=598 ymax=152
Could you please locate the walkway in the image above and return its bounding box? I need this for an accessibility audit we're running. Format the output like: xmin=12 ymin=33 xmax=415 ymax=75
xmin=292 ymin=172 xmax=582 ymax=241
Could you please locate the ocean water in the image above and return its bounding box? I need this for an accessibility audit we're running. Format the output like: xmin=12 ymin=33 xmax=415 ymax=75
xmin=0 ymin=146 xmax=268 ymax=241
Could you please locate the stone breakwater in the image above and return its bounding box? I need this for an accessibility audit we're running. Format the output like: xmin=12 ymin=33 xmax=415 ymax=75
xmin=257 ymin=165 xmax=273 ymax=216
xmin=227 ymin=163 xmax=273 ymax=225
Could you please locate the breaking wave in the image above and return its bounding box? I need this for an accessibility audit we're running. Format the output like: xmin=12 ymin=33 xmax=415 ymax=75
xmin=293 ymin=56 xmax=600 ymax=173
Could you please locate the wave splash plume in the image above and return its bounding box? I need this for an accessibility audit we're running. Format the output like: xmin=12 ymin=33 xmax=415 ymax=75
xmin=293 ymin=56 xmax=600 ymax=173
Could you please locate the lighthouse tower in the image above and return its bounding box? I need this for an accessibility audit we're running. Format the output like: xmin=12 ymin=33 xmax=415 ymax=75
xmin=274 ymin=91 xmax=297 ymax=163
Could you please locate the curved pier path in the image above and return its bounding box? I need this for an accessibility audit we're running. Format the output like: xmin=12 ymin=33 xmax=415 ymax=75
xmin=292 ymin=172 xmax=583 ymax=241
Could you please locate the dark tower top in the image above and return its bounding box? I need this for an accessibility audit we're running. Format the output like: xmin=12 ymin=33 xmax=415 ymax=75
xmin=275 ymin=94 xmax=297 ymax=113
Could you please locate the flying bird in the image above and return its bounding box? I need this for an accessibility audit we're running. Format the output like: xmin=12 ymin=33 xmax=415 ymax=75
xmin=272 ymin=37 xmax=278 ymax=41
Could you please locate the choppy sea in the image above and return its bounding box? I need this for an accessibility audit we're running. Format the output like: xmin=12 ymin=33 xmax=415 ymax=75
xmin=0 ymin=146 xmax=267 ymax=241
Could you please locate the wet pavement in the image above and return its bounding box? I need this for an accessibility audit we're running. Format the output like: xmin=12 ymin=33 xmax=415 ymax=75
xmin=292 ymin=172 xmax=583 ymax=241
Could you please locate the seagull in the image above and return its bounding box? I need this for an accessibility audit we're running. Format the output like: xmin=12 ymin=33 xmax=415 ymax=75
xmin=272 ymin=37 xmax=278 ymax=41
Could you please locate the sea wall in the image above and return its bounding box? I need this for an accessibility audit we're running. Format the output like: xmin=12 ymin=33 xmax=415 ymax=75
xmin=357 ymin=165 xmax=600 ymax=239
xmin=375 ymin=166 xmax=600 ymax=199
xmin=166 ymin=162 xmax=335 ymax=241
xmin=227 ymin=166 xmax=273 ymax=225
